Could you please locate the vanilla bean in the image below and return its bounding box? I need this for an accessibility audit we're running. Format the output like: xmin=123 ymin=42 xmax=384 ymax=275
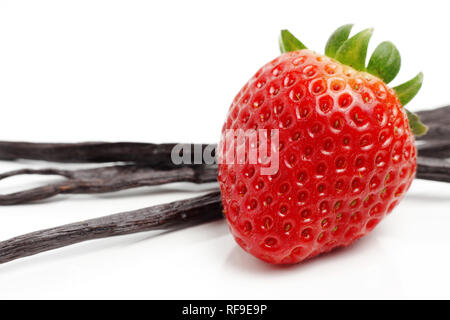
xmin=417 ymin=125 xmax=450 ymax=141
xmin=417 ymin=140 xmax=450 ymax=158
xmin=1 ymin=157 xmax=448 ymax=265
xmin=416 ymin=105 xmax=450 ymax=126
xmin=416 ymin=105 xmax=450 ymax=141
xmin=0 ymin=191 xmax=223 ymax=265
xmin=416 ymin=156 xmax=450 ymax=183
xmin=1 ymin=146 xmax=450 ymax=205
xmin=0 ymin=141 xmax=213 ymax=165
xmin=0 ymin=164 xmax=218 ymax=205
xmin=0 ymin=107 xmax=446 ymax=164
xmin=1 ymin=158 xmax=449 ymax=265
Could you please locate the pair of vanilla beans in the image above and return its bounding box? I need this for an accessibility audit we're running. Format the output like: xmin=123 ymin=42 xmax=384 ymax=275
xmin=0 ymin=106 xmax=449 ymax=265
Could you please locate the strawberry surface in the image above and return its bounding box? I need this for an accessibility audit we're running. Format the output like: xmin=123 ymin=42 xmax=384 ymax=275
xmin=218 ymin=48 xmax=417 ymax=264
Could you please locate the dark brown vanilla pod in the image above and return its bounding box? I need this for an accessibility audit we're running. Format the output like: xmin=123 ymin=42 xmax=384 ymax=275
xmin=415 ymin=105 xmax=450 ymax=141
xmin=0 ymin=141 xmax=214 ymax=165
xmin=0 ymin=107 xmax=443 ymax=165
xmin=416 ymin=105 xmax=450 ymax=126
xmin=0 ymin=164 xmax=218 ymax=205
xmin=1 ymin=157 xmax=448 ymax=265
xmin=416 ymin=157 xmax=450 ymax=183
xmin=416 ymin=124 xmax=450 ymax=141
xmin=0 ymin=190 xmax=223 ymax=265
xmin=0 ymin=144 xmax=449 ymax=205
xmin=417 ymin=140 xmax=450 ymax=158
xmin=409 ymin=105 xmax=450 ymax=157
xmin=1 ymin=156 xmax=448 ymax=205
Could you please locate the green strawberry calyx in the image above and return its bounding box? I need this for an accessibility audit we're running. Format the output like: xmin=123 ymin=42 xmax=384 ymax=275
xmin=279 ymin=25 xmax=427 ymax=137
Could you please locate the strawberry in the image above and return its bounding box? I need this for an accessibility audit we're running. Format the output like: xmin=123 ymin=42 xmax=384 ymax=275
xmin=217 ymin=25 xmax=426 ymax=264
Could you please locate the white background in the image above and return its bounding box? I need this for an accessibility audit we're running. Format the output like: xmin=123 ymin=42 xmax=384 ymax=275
xmin=0 ymin=0 xmax=449 ymax=299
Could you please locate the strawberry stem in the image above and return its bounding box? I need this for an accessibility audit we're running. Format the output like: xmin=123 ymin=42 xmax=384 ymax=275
xmin=335 ymin=28 xmax=373 ymax=71
xmin=325 ymin=24 xmax=353 ymax=58
xmin=367 ymin=41 xmax=401 ymax=84
xmin=406 ymin=109 xmax=428 ymax=137
xmin=394 ymin=72 xmax=424 ymax=106
xmin=280 ymin=25 xmax=423 ymax=114
xmin=393 ymin=72 xmax=427 ymax=136
xmin=279 ymin=29 xmax=307 ymax=53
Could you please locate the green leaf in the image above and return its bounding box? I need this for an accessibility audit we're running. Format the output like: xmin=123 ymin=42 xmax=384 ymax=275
xmin=325 ymin=24 xmax=353 ymax=58
xmin=367 ymin=41 xmax=401 ymax=84
xmin=279 ymin=29 xmax=307 ymax=53
xmin=393 ymin=72 xmax=423 ymax=106
xmin=335 ymin=28 xmax=373 ymax=71
xmin=405 ymin=109 xmax=428 ymax=136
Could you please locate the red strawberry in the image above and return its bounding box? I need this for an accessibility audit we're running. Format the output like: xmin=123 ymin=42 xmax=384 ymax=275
xmin=217 ymin=25 xmax=426 ymax=264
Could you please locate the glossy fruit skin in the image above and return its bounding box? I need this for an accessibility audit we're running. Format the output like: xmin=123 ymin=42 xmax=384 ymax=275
xmin=218 ymin=49 xmax=416 ymax=264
